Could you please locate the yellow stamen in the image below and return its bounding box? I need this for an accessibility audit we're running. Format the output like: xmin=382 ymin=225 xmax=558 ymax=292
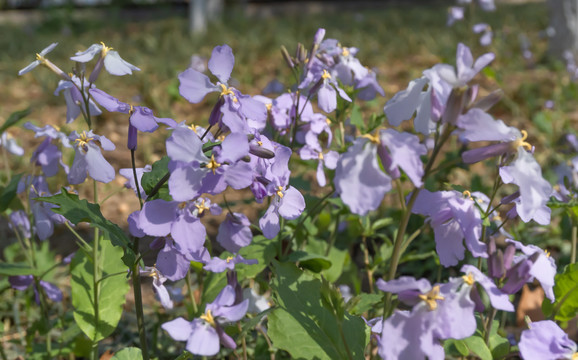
xmin=511 ymin=130 xmax=532 ymax=151
xmin=462 ymin=190 xmax=473 ymax=200
xmin=276 ymin=186 xmax=284 ymax=198
xmin=205 ymin=154 xmax=221 ymax=174
xmin=226 ymin=256 xmax=234 ymax=263
xmin=341 ymin=48 xmax=350 ymax=57
xmin=195 ymin=199 xmax=210 ymax=215
xmin=200 ymin=309 xmax=216 ymax=327
xmin=100 ymin=42 xmax=113 ymax=57
xmin=318 ymin=152 xmax=324 ymax=160
xmin=418 ymin=285 xmax=445 ymax=311
xmin=266 ymin=103 xmax=272 ymax=111
xmin=361 ymin=132 xmax=380 ymax=144
xmin=74 ymin=131 xmax=94 ymax=151
xmin=325 ymin=118 xmax=331 ymax=125
xmin=572 ymin=352 xmax=578 ymax=360
xmin=545 ymin=250 xmax=551 ymax=258
xmin=219 ymin=83 xmax=235 ymax=97
xmin=321 ymin=69 xmax=331 ymax=80
xmin=462 ymin=273 xmax=475 ymax=286
xmin=257 ymin=141 xmax=263 ymax=146
xmin=187 ymin=124 xmax=198 ymax=134
xmin=35 ymin=53 xmax=46 ymax=63
xmin=129 ymin=104 xmax=135 ymax=115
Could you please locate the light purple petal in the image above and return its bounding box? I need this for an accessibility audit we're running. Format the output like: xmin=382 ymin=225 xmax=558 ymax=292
xmin=139 ymin=200 xmax=177 ymax=237
xmin=178 ymin=68 xmax=218 ymax=104
xmin=186 ymin=319 xmax=221 ymax=356
xmin=209 ymin=45 xmax=235 ymax=84
xmin=278 ymin=186 xmax=305 ymax=220
xmin=384 ymin=77 xmax=428 ymax=127
xmin=162 ymin=317 xmax=194 ymax=342
xmin=103 ymin=50 xmax=140 ymax=76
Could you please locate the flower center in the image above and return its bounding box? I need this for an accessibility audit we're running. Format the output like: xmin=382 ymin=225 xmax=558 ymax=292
xmin=318 ymin=152 xmax=324 ymax=160
xmin=462 ymin=273 xmax=475 ymax=286
xmin=74 ymin=131 xmax=94 ymax=151
xmin=321 ymin=69 xmax=331 ymax=80
xmin=226 ymin=256 xmax=234 ymax=263
xmin=100 ymin=42 xmax=113 ymax=57
xmin=276 ymin=186 xmax=285 ymax=199
xmin=195 ymin=199 xmax=210 ymax=215
xmin=200 ymin=309 xmax=216 ymax=327
xmin=462 ymin=190 xmax=473 ymax=200
xmin=511 ymin=130 xmax=532 ymax=151
xmin=206 ymin=154 xmax=221 ymax=175
xmin=341 ymin=48 xmax=350 ymax=57
xmin=219 ymin=83 xmax=237 ymax=103
xmin=361 ymin=132 xmax=380 ymax=144
xmin=418 ymin=285 xmax=444 ymax=311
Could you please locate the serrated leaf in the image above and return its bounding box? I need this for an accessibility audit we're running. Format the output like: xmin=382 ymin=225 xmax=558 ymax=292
xmin=268 ymin=261 xmax=368 ymax=359
xmin=0 ymin=173 xmax=23 ymax=212
xmin=464 ymin=335 xmax=492 ymax=360
xmin=39 ymin=190 xmax=135 ymax=266
xmin=111 ymin=347 xmax=143 ymax=359
xmin=0 ymin=108 xmax=30 ymax=134
xmin=70 ymin=236 xmax=129 ymax=342
xmin=544 ymin=263 xmax=578 ymax=322
xmin=287 ymin=251 xmax=332 ymax=273
xmin=0 ymin=262 xmax=38 ymax=276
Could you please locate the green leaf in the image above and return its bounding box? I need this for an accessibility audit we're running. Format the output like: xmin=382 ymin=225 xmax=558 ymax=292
xmin=287 ymin=251 xmax=332 ymax=273
xmin=0 ymin=173 xmax=23 ymax=212
xmin=0 ymin=262 xmax=38 ymax=276
xmin=111 ymin=347 xmax=143 ymax=360
xmin=237 ymin=235 xmax=276 ymax=279
xmin=346 ymin=293 xmax=382 ymax=316
xmin=0 ymin=108 xmax=30 ymax=134
xmin=70 ymin=235 xmax=129 ymax=342
xmin=463 ymin=335 xmax=492 ymax=360
xmin=141 ymin=156 xmax=171 ymax=201
xmin=444 ymin=339 xmax=469 ymax=357
xmin=349 ymin=104 xmax=365 ymax=132
xmin=543 ymin=263 xmax=578 ymax=322
xmin=268 ymin=261 xmax=369 ymax=359
xmin=40 ymin=190 xmax=135 ymax=266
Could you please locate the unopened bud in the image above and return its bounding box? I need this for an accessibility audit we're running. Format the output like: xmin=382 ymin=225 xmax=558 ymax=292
xmin=471 ymin=89 xmax=504 ymax=111
xmin=280 ymin=45 xmax=295 ymax=69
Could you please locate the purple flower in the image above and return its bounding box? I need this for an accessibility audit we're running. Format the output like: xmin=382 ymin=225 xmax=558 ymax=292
xmin=89 ymin=88 xmax=177 ymax=133
xmin=156 ymin=237 xmax=210 ymax=281
xmin=68 ymin=130 xmax=115 ymax=184
xmin=457 ymin=264 xmax=514 ymax=312
xmin=499 ymin=148 xmax=552 ymax=225
xmin=9 ymin=275 xmax=62 ymax=303
xmin=178 ymin=44 xmax=267 ymax=134
xmin=502 ymin=239 xmax=556 ymax=301
xmin=55 ymin=76 xmax=102 ymax=123
xmin=162 ymin=284 xmax=249 ymax=356
xmin=167 ymin=127 xmax=253 ymax=201
xmin=204 ymin=254 xmax=258 ymax=273
xmin=9 ymin=210 xmax=31 ymax=239
xmin=298 ymin=145 xmax=338 ymax=187
xmin=31 ymin=138 xmax=67 ymax=177
xmin=473 ymin=23 xmax=493 ymax=46
xmin=0 ymin=132 xmax=24 ymax=156
xmin=434 ymin=43 xmax=494 ymax=89
xmin=70 ymin=42 xmax=140 ymax=79
xmin=19 ymin=43 xmax=69 ymax=80
xmin=140 ymin=266 xmax=173 ymax=310
xmin=377 ymin=276 xmax=476 ymax=360
xmin=519 ymin=320 xmax=577 ymax=360
xmin=259 ymin=184 xmax=305 ymax=239
xmin=447 ymin=7 xmax=465 ymax=27
xmin=412 ymin=190 xmax=487 ymax=267
xmin=217 ymin=212 xmax=253 ymax=253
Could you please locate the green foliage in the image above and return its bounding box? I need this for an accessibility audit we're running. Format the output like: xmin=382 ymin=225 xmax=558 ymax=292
xmin=287 ymin=250 xmax=332 ymax=273
xmin=40 ymin=190 xmax=135 ymax=266
xmin=542 ymin=263 xmax=578 ymax=322
xmin=0 ymin=262 xmax=38 ymax=276
xmin=140 ymin=156 xmax=172 ymax=202
xmin=70 ymin=235 xmax=129 ymax=342
xmin=268 ymin=261 xmax=369 ymax=359
xmin=0 ymin=108 xmax=30 ymax=135
xmin=0 ymin=173 xmax=23 ymax=212
xmin=111 ymin=347 xmax=143 ymax=359
xmin=237 ymin=235 xmax=277 ymax=279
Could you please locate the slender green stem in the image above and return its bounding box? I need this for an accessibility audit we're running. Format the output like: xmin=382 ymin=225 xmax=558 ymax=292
xmin=382 ymin=125 xmax=454 ymax=318
xmin=484 ymin=308 xmax=498 ymax=345
xmin=570 ymin=224 xmax=578 ymax=264
xmin=394 ymin=179 xmax=406 ymax=211
xmin=64 ymin=222 xmax=93 ymax=254
xmin=257 ymin=324 xmax=275 ymax=360
xmin=185 ymin=271 xmax=198 ymax=316
xmin=238 ymin=322 xmax=247 ymax=360
xmin=325 ymin=213 xmax=340 ymax=257
xmin=91 ymin=180 xmax=100 ymax=360
xmin=361 ymin=235 xmax=374 ymax=293
xmin=148 ymin=172 xmax=170 ymax=199
xmin=131 ymin=149 xmax=144 ymax=209
xmin=131 ymin=237 xmax=150 ymax=360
